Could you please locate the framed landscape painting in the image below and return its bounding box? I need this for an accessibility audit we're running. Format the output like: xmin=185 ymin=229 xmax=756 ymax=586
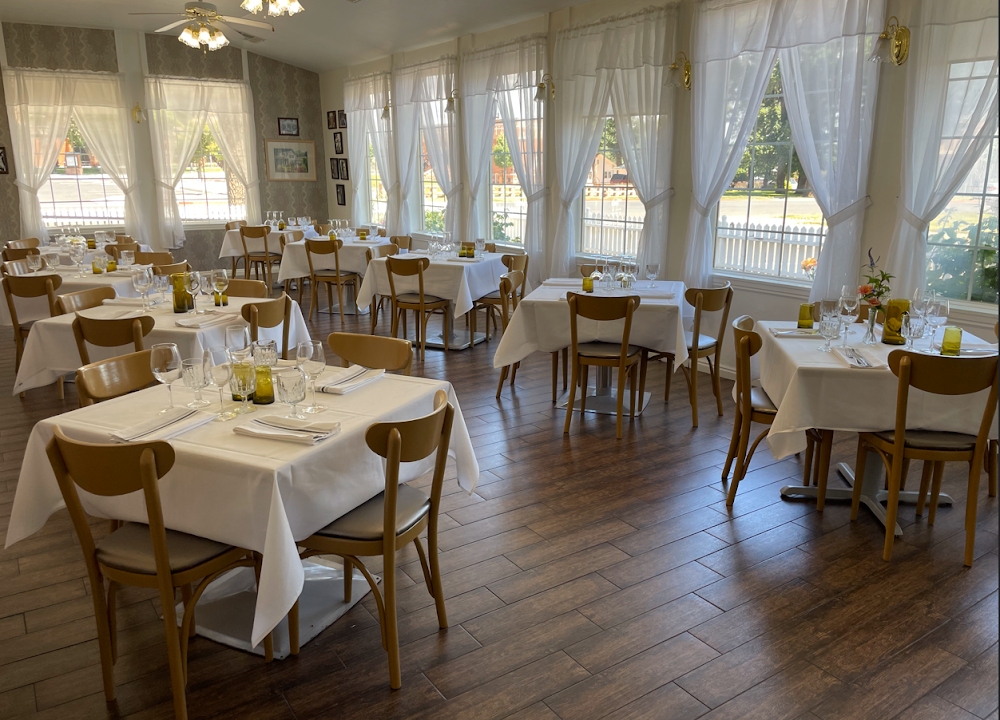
xmin=265 ymin=139 xmax=317 ymax=182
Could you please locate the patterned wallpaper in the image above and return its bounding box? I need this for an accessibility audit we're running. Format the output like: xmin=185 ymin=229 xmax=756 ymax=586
xmin=0 ymin=76 xmax=18 ymax=246
xmin=2 ymin=23 xmax=118 ymax=73
xmin=144 ymin=33 xmax=243 ymax=81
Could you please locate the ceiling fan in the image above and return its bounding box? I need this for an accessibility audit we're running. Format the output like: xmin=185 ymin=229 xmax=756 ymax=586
xmin=129 ymin=2 xmax=275 ymax=50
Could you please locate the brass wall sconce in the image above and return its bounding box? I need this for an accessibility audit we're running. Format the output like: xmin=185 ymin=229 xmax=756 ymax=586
xmin=534 ymin=74 xmax=555 ymax=102
xmin=667 ymin=52 xmax=692 ymax=90
xmin=132 ymin=103 xmax=146 ymax=124
xmin=444 ymin=90 xmax=459 ymax=114
xmin=869 ymin=16 xmax=910 ymax=66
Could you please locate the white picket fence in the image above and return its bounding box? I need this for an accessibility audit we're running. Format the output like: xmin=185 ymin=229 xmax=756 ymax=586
xmin=581 ymin=210 xmax=644 ymax=257
xmin=714 ymin=216 xmax=825 ymax=279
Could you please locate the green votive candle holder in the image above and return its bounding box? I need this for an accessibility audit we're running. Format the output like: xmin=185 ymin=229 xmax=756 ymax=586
xmin=940 ymin=326 xmax=963 ymax=356
xmin=797 ymin=303 xmax=814 ymax=329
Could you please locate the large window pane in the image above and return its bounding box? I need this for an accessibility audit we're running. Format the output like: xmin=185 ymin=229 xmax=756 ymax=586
xmin=490 ymin=119 xmax=526 ymax=245
xmin=420 ymin=132 xmax=446 ymax=231
xmin=369 ymin=138 xmax=387 ymax=226
xmin=176 ymin=124 xmax=245 ymax=223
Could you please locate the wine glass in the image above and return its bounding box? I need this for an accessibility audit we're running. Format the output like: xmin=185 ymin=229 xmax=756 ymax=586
xmin=120 ymin=250 xmax=134 ymax=270
xmin=132 ymin=267 xmax=153 ymax=312
xmin=26 ymin=253 xmax=42 ymax=274
xmin=228 ymin=350 xmax=257 ymax=414
xmin=911 ymin=288 xmax=927 ymax=319
xmin=645 ymin=263 xmax=660 ymax=288
xmin=212 ymin=268 xmax=229 ymax=300
xmin=839 ymin=289 xmax=860 ymax=348
xmin=927 ymin=296 xmax=949 ymax=350
xmin=182 ymin=358 xmax=211 ymax=408
xmin=275 ymin=367 xmax=307 ymax=420
xmin=94 ymin=255 xmax=109 ymax=274
xmin=226 ymin=325 xmax=252 ymax=354
xmin=204 ymin=347 xmax=238 ymax=421
xmin=69 ymin=243 xmax=86 ymax=277
xmin=296 ymin=340 xmax=327 ymax=413
xmin=150 ymin=343 xmax=182 ymax=412
xmin=901 ymin=313 xmax=925 ymax=351
xmin=818 ymin=314 xmax=839 ymax=353
xmin=183 ymin=272 xmax=201 ymax=313
xmin=153 ymin=273 xmax=169 ymax=301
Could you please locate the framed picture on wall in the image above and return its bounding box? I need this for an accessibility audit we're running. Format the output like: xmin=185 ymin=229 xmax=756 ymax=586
xmin=327 ymin=111 xmax=336 ymax=130
xmin=338 ymin=110 xmax=347 ymax=128
xmin=333 ymin=132 xmax=344 ymax=155
xmin=338 ymin=158 xmax=349 ymax=181
xmin=0 ymin=147 xmax=7 ymax=175
xmin=265 ymin=139 xmax=317 ymax=182
xmin=278 ymin=117 xmax=299 ymax=136
xmin=336 ymin=184 xmax=346 ymax=206
xmin=330 ymin=157 xmax=339 ymax=180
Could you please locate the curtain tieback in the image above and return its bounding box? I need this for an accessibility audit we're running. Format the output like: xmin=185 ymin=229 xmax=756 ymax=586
xmin=154 ymin=180 xmax=176 ymax=191
xmin=826 ymin=196 xmax=871 ymax=228
xmin=245 ymin=180 xmax=260 ymax=190
xmin=13 ymin=180 xmax=39 ymax=196
xmin=445 ymin=183 xmax=464 ymax=199
xmin=897 ymin=199 xmax=928 ymax=234
xmin=692 ymin=197 xmax=711 ymax=216
xmin=527 ymin=188 xmax=549 ymax=203
xmin=644 ymin=188 xmax=674 ymax=209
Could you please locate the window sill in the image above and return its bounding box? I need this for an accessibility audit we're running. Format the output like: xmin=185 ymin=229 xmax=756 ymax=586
xmin=712 ymin=271 xmax=812 ymax=299
xmin=183 ymin=223 xmax=232 ymax=232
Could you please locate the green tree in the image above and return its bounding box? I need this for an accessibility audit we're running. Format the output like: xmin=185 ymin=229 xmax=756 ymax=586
xmin=197 ymin=125 xmax=222 ymax=165
xmin=67 ymin=119 xmax=86 ymax=151
xmin=493 ymin=131 xmax=512 ymax=171
xmin=424 ymin=210 xmax=445 ymax=232
xmin=600 ymin=118 xmax=624 ymax=167
xmin=492 ymin=212 xmax=519 ymax=243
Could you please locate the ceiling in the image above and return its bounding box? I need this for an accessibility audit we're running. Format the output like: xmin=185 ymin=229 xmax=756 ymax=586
xmin=0 ymin=0 xmax=576 ymax=73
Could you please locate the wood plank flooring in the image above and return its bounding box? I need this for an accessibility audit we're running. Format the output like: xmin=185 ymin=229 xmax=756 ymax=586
xmin=0 ymin=298 xmax=996 ymax=719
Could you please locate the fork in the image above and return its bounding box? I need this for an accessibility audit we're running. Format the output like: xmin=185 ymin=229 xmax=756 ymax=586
xmin=846 ymin=347 xmax=869 ymax=367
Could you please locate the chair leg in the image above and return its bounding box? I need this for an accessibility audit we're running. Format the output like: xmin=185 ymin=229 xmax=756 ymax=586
xmin=802 ymin=434 xmax=815 ymax=486
xmin=496 ymin=365 xmax=509 ymax=399
xmin=616 ymin=365 xmax=627 ymax=439
xmin=90 ymin=576 xmax=117 ymax=702
xmin=510 ymin=361 xmax=519 ymax=386
xmin=370 ymin=298 xmax=379 ymax=334
xmin=686 ymin=359 xmax=699 ymax=427
xmin=915 ymin=460 xmax=934 ymax=517
xmin=309 ymin=282 xmax=318 ymax=321
xmin=965 ymin=459 xmax=981 ymax=567
xmin=251 ymin=553 xmax=274 ymax=662
xmin=158 ymin=584 xmax=189 ymax=720
xmin=815 ymin=430 xmax=834 ymax=512
xmin=562 ymin=348 xmax=568 ymax=390
xmin=289 ymin=599 xmax=300 ymax=656
xmin=580 ymin=364 xmax=589 ymax=414
xmin=336 ymin=281 xmax=346 ymax=325
xmin=297 ymin=278 xmax=305 ymax=305
xmin=383 ymin=552 xmax=401 ymax=690
xmin=850 ymin=440 xmax=869 ymax=521
xmin=883 ymin=455 xmax=905 ymax=562
xmin=722 ymin=406 xmax=742 ymax=481
xmin=726 ymin=411 xmax=753 ymax=507
xmin=638 ymin=352 xmax=648 ymax=408
xmin=180 ymin=584 xmax=195 ymax=638
xmin=629 ymin=365 xmax=637 ymax=420
xmin=712 ymin=353 xmax=724 ymax=416
xmin=427 ymin=532 xmax=448 ymax=630
xmin=390 ymin=306 xmax=399 ymax=339
xmin=552 ymin=353 xmax=558 ymax=403
xmin=664 ymin=356 xmax=674 ymax=402
xmin=928 ymin=461 xmax=946 ymax=525
xmin=343 ymin=556 xmax=353 ymax=602
xmin=564 ymin=358 xmax=579 ymax=434
xmin=988 ymin=440 xmax=997 ymax=498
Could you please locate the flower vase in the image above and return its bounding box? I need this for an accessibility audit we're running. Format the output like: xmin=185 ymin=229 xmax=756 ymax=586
xmin=862 ymin=309 xmax=878 ymax=345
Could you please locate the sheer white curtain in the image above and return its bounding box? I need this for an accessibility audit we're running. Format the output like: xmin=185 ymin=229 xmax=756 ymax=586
xmin=344 ymin=73 xmax=379 ymax=225
xmin=206 ymin=82 xmax=261 ymax=230
xmin=459 ymin=47 xmax=500 ymax=244
xmin=411 ymin=58 xmax=461 ymax=238
xmin=493 ymin=36 xmax=547 ymax=284
xmin=391 ymin=63 xmax=422 ymax=235
xmin=885 ymin=0 xmax=999 ymax=298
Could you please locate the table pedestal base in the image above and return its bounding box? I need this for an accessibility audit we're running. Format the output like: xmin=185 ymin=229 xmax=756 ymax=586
xmin=557 ymin=367 xmax=651 ymax=415
xmin=780 ymin=454 xmax=953 ymax=537
xmin=180 ymin=558 xmax=374 ymax=660
xmin=425 ymin=331 xmax=488 ymax=351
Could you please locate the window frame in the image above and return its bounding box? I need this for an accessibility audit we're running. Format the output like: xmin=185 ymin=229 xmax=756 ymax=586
xmin=367 ymin=133 xmax=388 ymax=227
xmin=175 ymin=123 xmax=246 ymax=226
xmin=488 ymin=115 xmax=526 ymax=246
xmin=419 ymin=128 xmax=447 ymax=232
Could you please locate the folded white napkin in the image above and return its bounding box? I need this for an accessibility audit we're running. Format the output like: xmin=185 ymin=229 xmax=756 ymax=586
xmin=638 ymin=289 xmax=676 ymax=299
xmin=77 ymin=307 xmax=143 ymax=320
xmin=319 ymin=365 xmax=385 ymax=395
xmin=543 ymin=278 xmax=584 ymax=287
xmin=769 ymin=328 xmax=822 ymax=338
xmin=110 ymin=408 xmax=215 ymax=442
xmin=233 ymin=414 xmax=341 ymax=445
xmin=832 ymin=346 xmax=886 ymax=369
xmin=447 ymin=257 xmax=480 ymax=263
xmin=102 ymin=297 xmax=147 ymax=307
xmin=302 ymin=228 xmax=320 ymax=239
xmin=175 ymin=312 xmax=237 ymax=328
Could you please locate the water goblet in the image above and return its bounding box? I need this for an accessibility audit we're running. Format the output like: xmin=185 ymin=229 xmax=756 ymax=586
xmin=120 ymin=250 xmax=134 ymax=269
xmin=150 ymin=343 xmax=182 ymax=412
xmin=901 ymin=313 xmax=925 ymax=350
xmin=226 ymin=325 xmax=252 ymax=353
xmin=204 ymin=347 xmax=238 ymax=421
xmin=296 ymin=340 xmax=327 ymax=413
xmin=228 ymin=350 xmax=257 ymax=414
xmin=153 ymin=273 xmax=169 ymax=301
xmin=818 ymin=315 xmax=839 ymax=352
xmin=212 ymin=268 xmax=229 ymax=300
xmin=274 ymin=367 xmax=308 ymax=420
xmin=645 ymin=263 xmax=660 ymax=288
xmin=839 ymin=291 xmax=860 ymax=348
xmin=69 ymin=243 xmax=86 ymax=277
xmin=132 ymin=267 xmax=153 ymax=312
xmin=927 ymin=296 xmax=949 ymax=350
xmin=182 ymin=358 xmax=211 ymax=408
xmin=26 ymin=253 xmax=42 ymax=274
xmin=183 ymin=271 xmax=202 ymax=313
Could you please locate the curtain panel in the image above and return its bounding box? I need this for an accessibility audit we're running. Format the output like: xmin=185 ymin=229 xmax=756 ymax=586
xmin=345 ymin=72 xmax=395 ymax=232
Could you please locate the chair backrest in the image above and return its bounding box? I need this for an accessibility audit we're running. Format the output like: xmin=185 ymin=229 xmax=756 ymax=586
xmin=377 ymin=228 xmax=386 ymax=237
xmin=3 ymin=274 xmax=62 ymax=328
xmin=3 ymin=258 xmax=47 ymax=276
xmin=7 ymin=238 xmax=39 ymax=250
xmin=501 ymin=255 xmax=529 ymax=298
xmin=134 ymin=251 xmax=174 ymax=266
xmin=686 ymin=282 xmax=733 ymax=358
xmin=105 ymin=243 xmax=140 ymax=260
xmin=284 ymin=230 xmax=305 ymax=249
xmin=485 ymin=242 xmax=496 ymax=253
xmin=225 ymin=220 xmax=247 ymax=231
xmin=153 ymin=261 xmax=191 ymax=276
xmin=3 ymin=247 xmax=41 ymax=262
xmin=227 ymin=278 xmax=268 ymax=298
xmin=372 ymin=243 xmax=398 ymax=261
xmin=305 ymin=238 xmax=343 ymax=278
xmin=390 ymin=235 xmax=412 ymax=250
xmin=239 ymin=225 xmax=272 ymax=257
xmin=580 ymin=264 xmax=596 ymax=277
xmin=240 ymin=293 xmax=292 ymax=359
xmin=314 ymin=224 xmax=332 ymax=234
xmin=76 ymin=349 xmax=156 ymax=407
xmin=364 ymin=390 xmax=454 ymax=544
xmin=72 ymin=314 xmax=155 ymax=365
xmin=731 ymin=315 xmax=763 ymax=417
xmin=885 ymin=350 xmax=999 ymax=461
xmin=497 ymin=271 xmax=524 ymax=333
xmin=385 ymin=256 xmax=430 ymax=306
xmin=114 ymin=235 xmax=134 ymax=244
xmin=566 ymin=292 xmax=641 ymax=366
xmin=327 ymin=332 xmax=413 ymax=376
xmin=56 ymin=286 xmax=116 ymax=315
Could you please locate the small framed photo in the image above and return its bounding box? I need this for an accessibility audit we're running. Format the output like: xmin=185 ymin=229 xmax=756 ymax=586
xmin=333 ymin=131 xmax=344 ymax=155
xmin=336 ymin=184 xmax=346 ymax=206
xmin=0 ymin=147 xmax=8 ymax=175
xmin=330 ymin=157 xmax=339 ymax=180
xmin=327 ymin=111 xmax=336 ymax=130
xmin=278 ymin=117 xmax=299 ymax=136
xmin=338 ymin=158 xmax=349 ymax=181
xmin=338 ymin=110 xmax=347 ymax=128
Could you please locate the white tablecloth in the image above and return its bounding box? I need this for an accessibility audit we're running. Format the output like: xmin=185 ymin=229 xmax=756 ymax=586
xmin=13 ymin=296 xmax=311 ymax=395
xmin=276 ymin=238 xmax=391 ymax=282
xmin=356 ymin=253 xmax=508 ymax=318
xmin=493 ymin=280 xmax=691 ymax=369
xmin=6 ymin=370 xmax=479 ymax=647
xmin=758 ymin=320 xmax=999 ymax=459
xmin=0 ymin=267 xmax=141 ymax=327
xmin=39 ymin=245 xmax=153 ymax=268
xmin=219 ymin=228 xmax=303 ymax=258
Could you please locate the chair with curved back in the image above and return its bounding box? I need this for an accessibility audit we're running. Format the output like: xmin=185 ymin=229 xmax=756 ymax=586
xmin=225 ymin=220 xmax=248 ymax=275
xmin=240 ymin=293 xmax=292 ymax=359
xmin=105 ymin=243 xmax=140 ymax=261
xmin=476 ymin=254 xmax=529 ymax=339
xmin=377 ymin=228 xmax=387 ymax=237
xmin=851 ymin=350 xmax=998 ymax=566
xmin=134 ymin=251 xmax=174 ymax=267
xmin=390 ymin=235 xmax=412 ymax=251
xmin=580 ymin=264 xmax=596 ymax=278
xmin=227 ymin=279 xmax=268 ymax=298
xmin=327 ymin=332 xmax=413 ymax=376
xmin=45 ymin=426 xmax=270 ymax=720
xmin=3 ymin=246 xmax=41 ymax=263
xmin=153 ymin=261 xmax=192 ymax=276
xmin=76 ymin=349 xmax=156 ymax=407
xmin=563 ymin=293 xmax=647 ymax=439
xmin=314 ymin=224 xmax=332 ymax=235
xmin=3 ymin=273 xmax=63 ymax=392
xmin=239 ymin=225 xmax=280 ymax=294
xmin=114 ymin=235 xmax=134 ymax=243
xmin=72 ymin=314 xmax=155 ymax=365
xmin=3 ymin=258 xmax=47 ymax=276
xmin=290 ymin=392 xmax=454 ymax=689
xmin=56 ymin=287 xmax=117 ymax=315
xmin=305 ymin=238 xmax=358 ymax=324
xmin=7 ymin=238 xmax=39 ymax=250
xmin=493 ymin=271 xmax=524 ymax=398
xmin=366 ymin=243 xmax=398 ymax=333
xmin=385 ymin=256 xmax=451 ymax=360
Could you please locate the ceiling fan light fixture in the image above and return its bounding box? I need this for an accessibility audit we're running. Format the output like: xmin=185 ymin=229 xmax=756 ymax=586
xmin=179 ymin=24 xmax=200 ymax=48
xmin=288 ymin=0 xmax=304 ymax=15
xmin=240 ymin=0 xmax=264 ymax=12
xmin=215 ymin=29 xmax=229 ymax=48
xmin=198 ymin=23 xmax=211 ymax=44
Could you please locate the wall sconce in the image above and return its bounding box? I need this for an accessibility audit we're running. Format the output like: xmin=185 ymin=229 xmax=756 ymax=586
xmin=534 ymin=74 xmax=554 ymax=102
xmin=381 ymin=102 xmax=390 ymax=121
xmin=869 ymin=16 xmax=910 ymax=66
xmin=132 ymin=103 xmax=146 ymax=124
xmin=666 ymin=52 xmax=692 ymax=90
xmin=444 ymin=90 xmax=458 ymax=114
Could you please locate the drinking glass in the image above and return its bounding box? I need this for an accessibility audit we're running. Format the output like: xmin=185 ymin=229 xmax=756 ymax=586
xmin=131 ymin=267 xmax=153 ymax=312
xmin=253 ymin=339 xmax=278 ymax=368
xmin=839 ymin=289 xmax=860 ymax=348
xmin=69 ymin=243 xmax=86 ymax=277
xmin=645 ymin=263 xmax=660 ymax=288
xmin=181 ymin=358 xmax=211 ymax=408
xmin=150 ymin=343 xmax=182 ymax=412
xmin=818 ymin=315 xmax=839 ymax=352
xmin=204 ymin=347 xmax=237 ymax=421
xmin=927 ymin=296 xmax=949 ymax=350
xmin=226 ymin=325 xmax=252 ymax=353
xmin=228 ymin=351 xmax=257 ymax=414
xmin=475 ymin=238 xmax=486 ymax=258
xmin=26 ymin=253 xmax=42 ymax=274
xmin=94 ymin=255 xmax=109 ymax=274
xmin=120 ymin=251 xmax=134 ymax=269
xmin=275 ymin=367 xmax=308 ymax=420
xmin=212 ymin=268 xmax=230 ymax=299
xmin=911 ymin=288 xmax=927 ymax=319
xmin=183 ymin=272 xmax=202 ymax=313
xmin=296 ymin=340 xmax=327 ymax=413
xmin=901 ymin=313 xmax=925 ymax=350
xmin=153 ymin=273 xmax=169 ymax=300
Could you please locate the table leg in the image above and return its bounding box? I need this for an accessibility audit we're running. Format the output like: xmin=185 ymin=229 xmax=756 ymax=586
xmin=558 ymin=366 xmax=651 ymax=416
xmin=425 ymin=301 xmax=487 ymax=350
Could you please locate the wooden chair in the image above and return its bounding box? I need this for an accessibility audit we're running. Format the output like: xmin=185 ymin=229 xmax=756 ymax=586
xmin=987 ymin=322 xmax=999 ymax=499
xmin=3 ymin=246 xmax=41 ymax=262
xmin=72 ymin=314 xmax=155 ymax=365
xmin=226 ymin=220 xmax=248 ymax=275
xmin=391 ymin=235 xmax=412 ymax=251
xmin=494 ymin=271 xmax=524 ymax=398
xmin=291 ymin=391 xmax=454 ymax=688
xmin=485 ymin=242 xmax=496 ymax=253
xmin=134 ymin=251 xmax=174 ymax=266
xmin=314 ymin=224 xmax=332 ymax=235
xmin=240 ymin=293 xmax=292 ymax=359
xmin=76 ymin=349 xmax=156 ymax=407
xmin=327 ymin=332 xmax=413 ymax=376
xmin=45 ymin=426 xmax=270 ymax=720
xmin=851 ymin=351 xmax=998 ymax=566
xmin=239 ymin=225 xmax=280 ymax=294
xmin=580 ymin=264 xmax=597 ymax=277
xmin=105 ymin=243 xmax=140 ymax=260
xmin=476 ymin=254 xmax=529 ymax=339
xmin=6 ymin=238 xmax=39 ymax=250
xmin=227 ymin=279 xmax=268 ymax=298
xmin=305 ymin=239 xmax=358 ymax=324
xmin=563 ymin=293 xmax=647 ymax=439
xmin=3 ymin=258 xmax=48 ymax=276
xmin=385 ymin=256 xmax=450 ymax=360
xmin=56 ymin=287 xmax=116 ymax=315
xmin=3 ymin=273 xmax=62 ymax=383
xmin=153 ymin=261 xmax=192 ymax=276
xmin=377 ymin=228 xmax=387 ymax=237
xmin=114 ymin=235 xmax=134 ymax=243
xmin=366 ymin=243 xmax=398 ymax=333
xmin=653 ymin=283 xmax=733 ymax=427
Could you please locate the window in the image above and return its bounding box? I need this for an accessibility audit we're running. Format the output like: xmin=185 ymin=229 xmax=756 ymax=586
xmin=490 ymin=118 xmax=526 ymax=245
xmin=176 ymin=124 xmax=245 ymax=223
xmin=39 ymin=117 xmax=126 ymax=228
xmin=714 ymin=63 xmax=826 ymax=281
xmin=420 ymin=131 xmax=447 ymax=231
xmin=368 ymin=137 xmax=387 ymax=226
xmin=580 ymin=118 xmax=644 ymax=256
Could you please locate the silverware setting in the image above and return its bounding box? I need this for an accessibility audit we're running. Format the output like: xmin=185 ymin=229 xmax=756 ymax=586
xmin=845 ymin=347 xmax=870 ymax=367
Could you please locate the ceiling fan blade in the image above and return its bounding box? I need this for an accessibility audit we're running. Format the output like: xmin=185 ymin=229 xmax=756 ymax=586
xmin=217 ymin=15 xmax=275 ymax=31
xmin=212 ymin=20 xmax=248 ymax=40
xmin=155 ymin=19 xmax=195 ymax=33
xmin=127 ymin=13 xmax=187 ymax=16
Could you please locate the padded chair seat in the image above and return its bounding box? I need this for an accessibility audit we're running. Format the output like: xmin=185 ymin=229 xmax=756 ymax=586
xmin=396 ymin=292 xmax=446 ymax=305
xmin=248 ymin=252 xmax=281 ymax=260
xmin=872 ymin=429 xmax=977 ymax=451
xmin=314 ymin=270 xmax=357 ymax=281
xmin=684 ymin=331 xmax=717 ymax=351
xmin=96 ymin=522 xmax=234 ymax=575
xmin=750 ymin=386 xmax=777 ymax=414
xmin=576 ymin=342 xmax=640 ymax=359
xmin=315 ymin=485 xmax=430 ymax=541
xmin=478 ymin=290 xmax=502 ymax=301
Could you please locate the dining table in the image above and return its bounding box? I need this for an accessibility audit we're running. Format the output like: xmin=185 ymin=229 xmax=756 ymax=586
xmin=757 ymin=319 xmax=998 ymax=534
xmin=12 ymin=295 xmax=311 ymax=395
xmin=5 ymin=367 xmax=479 ymax=657
xmin=0 ymin=265 xmax=144 ymax=327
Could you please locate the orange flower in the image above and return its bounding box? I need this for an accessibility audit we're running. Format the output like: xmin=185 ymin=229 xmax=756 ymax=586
xmin=867 ymin=297 xmax=880 ymax=306
xmin=800 ymin=257 xmax=817 ymax=270
xmin=858 ymin=284 xmax=873 ymax=295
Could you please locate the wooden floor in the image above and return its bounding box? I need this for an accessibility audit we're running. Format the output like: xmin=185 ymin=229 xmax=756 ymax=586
xmin=0 ymin=298 xmax=997 ymax=720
